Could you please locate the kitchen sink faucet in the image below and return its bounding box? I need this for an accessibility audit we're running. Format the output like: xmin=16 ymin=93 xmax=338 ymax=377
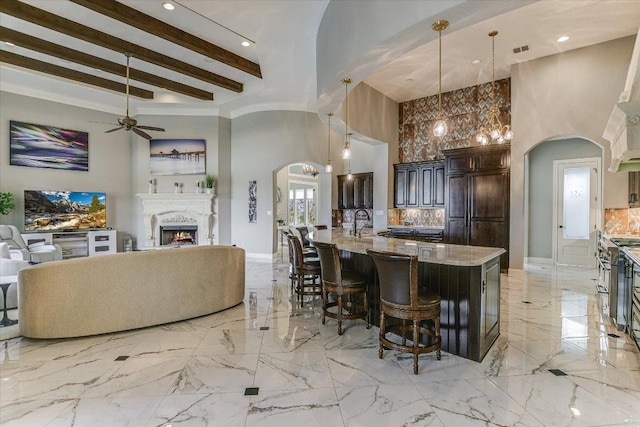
xmin=353 ymin=209 xmax=371 ymax=238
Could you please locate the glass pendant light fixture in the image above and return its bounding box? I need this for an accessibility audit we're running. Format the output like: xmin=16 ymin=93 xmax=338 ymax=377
xmin=325 ymin=113 xmax=333 ymax=173
xmin=341 ymin=78 xmax=352 ymax=160
xmin=475 ymin=30 xmax=513 ymax=145
xmin=432 ymin=20 xmax=449 ymax=138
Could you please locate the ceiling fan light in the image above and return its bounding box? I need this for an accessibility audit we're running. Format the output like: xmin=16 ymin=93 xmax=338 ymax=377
xmin=433 ymin=119 xmax=447 ymax=138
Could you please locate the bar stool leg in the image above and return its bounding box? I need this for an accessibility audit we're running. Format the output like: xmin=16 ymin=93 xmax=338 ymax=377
xmin=364 ymin=291 xmax=370 ymax=329
xmin=413 ymin=319 xmax=420 ymax=375
xmin=379 ymin=312 xmax=385 ymax=359
xmin=435 ymin=316 xmax=442 ymax=360
xmin=337 ymin=293 xmax=343 ymax=335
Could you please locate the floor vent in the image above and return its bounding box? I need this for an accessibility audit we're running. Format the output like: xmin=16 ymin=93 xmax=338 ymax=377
xmin=522 ymin=301 xmax=532 ymax=304
xmin=549 ymin=369 xmax=567 ymax=376
xmin=260 ymin=326 xmax=269 ymax=330
xmin=115 ymin=356 xmax=129 ymax=361
xmin=607 ymin=333 xmax=621 ymax=338
xmin=244 ymin=387 xmax=259 ymax=395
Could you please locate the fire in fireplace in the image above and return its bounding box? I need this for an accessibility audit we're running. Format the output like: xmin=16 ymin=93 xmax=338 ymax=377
xmin=160 ymin=226 xmax=198 ymax=246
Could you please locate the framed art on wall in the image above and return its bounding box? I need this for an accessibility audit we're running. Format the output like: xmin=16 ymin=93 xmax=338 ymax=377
xmin=10 ymin=120 xmax=89 ymax=171
xmin=149 ymin=139 xmax=206 ymax=176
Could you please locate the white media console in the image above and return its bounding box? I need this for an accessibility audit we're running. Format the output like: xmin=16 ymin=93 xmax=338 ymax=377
xmin=22 ymin=230 xmax=117 ymax=259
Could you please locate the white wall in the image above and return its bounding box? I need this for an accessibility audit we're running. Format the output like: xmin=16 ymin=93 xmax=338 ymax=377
xmin=0 ymin=92 xmax=132 ymax=246
xmin=512 ymin=36 xmax=635 ymax=269
xmin=130 ymin=114 xmax=224 ymax=248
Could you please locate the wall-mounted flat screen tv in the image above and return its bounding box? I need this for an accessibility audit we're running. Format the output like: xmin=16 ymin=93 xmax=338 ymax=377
xmin=24 ymin=190 xmax=106 ymax=232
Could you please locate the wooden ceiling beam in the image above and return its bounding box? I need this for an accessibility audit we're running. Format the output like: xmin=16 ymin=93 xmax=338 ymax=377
xmin=0 ymin=0 xmax=243 ymax=92
xmin=70 ymin=0 xmax=262 ymax=79
xmin=0 ymin=27 xmax=214 ymax=101
xmin=0 ymin=50 xmax=154 ymax=99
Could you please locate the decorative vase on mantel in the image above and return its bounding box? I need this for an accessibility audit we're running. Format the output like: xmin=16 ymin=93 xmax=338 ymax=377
xmin=205 ymin=174 xmax=215 ymax=195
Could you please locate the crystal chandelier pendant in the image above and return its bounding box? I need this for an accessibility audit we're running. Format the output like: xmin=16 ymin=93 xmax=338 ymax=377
xmin=433 ymin=119 xmax=448 ymax=138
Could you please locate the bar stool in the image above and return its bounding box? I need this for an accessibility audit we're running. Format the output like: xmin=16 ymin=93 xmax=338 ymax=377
xmin=367 ymin=249 xmax=441 ymax=375
xmin=314 ymin=241 xmax=369 ymax=335
xmin=287 ymin=234 xmax=322 ymax=304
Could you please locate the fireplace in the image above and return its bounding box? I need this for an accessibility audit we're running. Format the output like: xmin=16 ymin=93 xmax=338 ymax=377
xmin=137 ymin=193 xmax=215 ymax=248
xmin=160 ymin=225 xmax=197 ymax=246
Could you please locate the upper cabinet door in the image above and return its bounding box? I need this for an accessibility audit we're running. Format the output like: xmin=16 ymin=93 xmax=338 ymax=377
xmin=406 ymin=168 xmax=419 ymax=207
xmin=434 ymin=163 xmax=445 ymax=207
xmin=420 ymin=166 xmax=434 ymax=207
xmin=363 ymin=173 xmax=374 ymax=208
xmin=395 ymin=167 xmax=407 ymax=207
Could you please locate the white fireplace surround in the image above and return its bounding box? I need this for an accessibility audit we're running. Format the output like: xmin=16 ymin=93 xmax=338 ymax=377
xmin=137 ymin=193 xmax=214 ymax=247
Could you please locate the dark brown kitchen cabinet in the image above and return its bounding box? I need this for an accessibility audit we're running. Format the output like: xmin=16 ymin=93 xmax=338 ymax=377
xmin=338 ymin=172 xmax=373 ymax=209
xmin=629 ymin=171 xmax=640 ymax=207
xmin=443 ymin=144 xmax=510 ymax=271
xmin=394 ymin=161 xmax=444 ymax=208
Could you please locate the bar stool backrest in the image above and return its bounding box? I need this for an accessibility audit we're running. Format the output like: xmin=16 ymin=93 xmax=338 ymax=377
xmin=287 ymin=234 xmax=305 ymax=273
xmin=367 ymin=250 xmax=419 ymax=309
xmin=313 ymin=241 xmax=341 ymax=286
xmin=296 ymin=226 xmax=311 ymax=247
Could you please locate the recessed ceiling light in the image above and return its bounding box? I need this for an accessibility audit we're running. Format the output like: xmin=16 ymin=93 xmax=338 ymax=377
xmin=162 ymin=2 xmax=175 ymax=11
xmin=241 ymin=41 xmax=251 ymax=47
xmin=557 ymin=36 xmax=569 ymax=43
xmin=471 ymin=59 xmax=480 ymax=65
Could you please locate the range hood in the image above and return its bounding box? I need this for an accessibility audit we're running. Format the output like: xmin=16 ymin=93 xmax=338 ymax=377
xmin=606 ymin=28 xmax=640 ymax=172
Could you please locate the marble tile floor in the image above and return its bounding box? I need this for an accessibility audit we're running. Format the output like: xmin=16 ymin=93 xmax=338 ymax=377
xmin=1 ymin=253 xmax=640 ymax=426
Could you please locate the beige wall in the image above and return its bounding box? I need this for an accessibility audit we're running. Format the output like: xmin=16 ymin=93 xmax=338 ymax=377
xmin=511 ymin=36 xmax=635 ymax=269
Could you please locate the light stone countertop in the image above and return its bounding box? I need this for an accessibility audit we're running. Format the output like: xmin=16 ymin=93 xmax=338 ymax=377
xmin=309 ymin=229 xmax=505 ymax=267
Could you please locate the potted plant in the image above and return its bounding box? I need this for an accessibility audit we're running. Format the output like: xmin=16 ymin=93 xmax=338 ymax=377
xmin=205 ymin=174 xmax=215 ymax=194
xmin=0 ymin=192 xmax=15 ymax=215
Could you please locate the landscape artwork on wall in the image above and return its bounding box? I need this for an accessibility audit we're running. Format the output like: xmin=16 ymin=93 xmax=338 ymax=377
xmin=149 ymin=139 xmax=206 ymax=176
xmin=10 ymin=120 xmax=89 ymax=171
xmin=249 ymin=180 xmax=257 ymax=223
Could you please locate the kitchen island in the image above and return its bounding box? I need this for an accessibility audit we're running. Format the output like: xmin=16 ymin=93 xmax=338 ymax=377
xmin=310 ymin=229 xmax=505 ymax=362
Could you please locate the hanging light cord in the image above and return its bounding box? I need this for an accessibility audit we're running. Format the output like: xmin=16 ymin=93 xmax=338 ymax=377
xmin=438 ymin=27 xmax=442 ymax=116
xmin=344 ymin=79 xmax=349 ymax=143
xmin=491 ymin=30 xmax=497 ymax=105
xmin=327 ymin=113 xmax=332 ymax=160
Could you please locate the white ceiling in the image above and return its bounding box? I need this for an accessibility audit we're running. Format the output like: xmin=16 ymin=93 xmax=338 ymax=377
xmin=0 ymin=0 xmax=639 ymax=118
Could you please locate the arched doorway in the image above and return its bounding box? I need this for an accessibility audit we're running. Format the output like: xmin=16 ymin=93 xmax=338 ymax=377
xmin=525 ymin=137 xmax=603 ymax=267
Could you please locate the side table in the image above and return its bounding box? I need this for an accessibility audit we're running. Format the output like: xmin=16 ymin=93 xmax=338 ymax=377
xmin=0 ymin=275 xmax=18 ymax=327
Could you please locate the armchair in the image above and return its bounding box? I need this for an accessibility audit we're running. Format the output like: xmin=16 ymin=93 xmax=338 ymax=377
xmin=0 ymin=225 xmax=62 ymax=263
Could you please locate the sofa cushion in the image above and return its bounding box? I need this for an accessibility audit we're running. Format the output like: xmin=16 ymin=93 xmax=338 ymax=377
xmin=0 ymin=242 xmax=10 ymax=259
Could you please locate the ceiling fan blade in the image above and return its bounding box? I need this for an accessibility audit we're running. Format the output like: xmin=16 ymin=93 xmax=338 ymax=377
xmin=136 ymin=125 xmax=166 ymax=132
xmin=132 ymin=127 xmax=152 ymax=140
xmin=105 ymin=126 xmax=124 ymax=133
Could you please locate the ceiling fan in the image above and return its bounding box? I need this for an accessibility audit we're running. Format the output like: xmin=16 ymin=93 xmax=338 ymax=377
xmin=105 ymin=53 xmax=165 ymax=140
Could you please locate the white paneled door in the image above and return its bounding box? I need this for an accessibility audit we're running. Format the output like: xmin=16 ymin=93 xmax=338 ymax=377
xmin=554 ymin=158 xmax=600 ymax=267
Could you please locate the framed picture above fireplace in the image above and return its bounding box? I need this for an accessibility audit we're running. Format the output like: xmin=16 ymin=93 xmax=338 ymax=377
xmin=149 ymin=138 xmax=206 ymax=176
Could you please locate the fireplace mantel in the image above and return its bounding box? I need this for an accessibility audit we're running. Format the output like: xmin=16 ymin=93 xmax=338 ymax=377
xmin=136 ymin=193 xmax=214 ymax=247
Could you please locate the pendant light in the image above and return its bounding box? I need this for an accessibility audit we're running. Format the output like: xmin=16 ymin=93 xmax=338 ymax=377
xmin=325 ymin=113 xmax=333 ymax=173
xmin=475 ymin=30 xmax=513 ymax=145
xmin=432 ymin=20 xmax=449 ymax=138
xmin=341 ymin=78 xmax=352 ymax=159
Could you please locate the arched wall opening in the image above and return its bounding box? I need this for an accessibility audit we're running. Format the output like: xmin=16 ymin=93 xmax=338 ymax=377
xmin=524 ymin=136 xmax=604 ymax=264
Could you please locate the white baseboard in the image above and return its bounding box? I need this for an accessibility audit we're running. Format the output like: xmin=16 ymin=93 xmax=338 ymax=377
xmin=526 ymin=257 xmax=553 ymax=265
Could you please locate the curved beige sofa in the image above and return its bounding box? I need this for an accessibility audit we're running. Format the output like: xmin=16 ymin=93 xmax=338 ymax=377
xmin=18 ymin=245 xmax=245 ymax=339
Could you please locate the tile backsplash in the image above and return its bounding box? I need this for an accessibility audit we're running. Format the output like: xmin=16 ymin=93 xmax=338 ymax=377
xmin=604 ymin=208 xmax=640 ymax=235
xmin=388 ymin=208 xmax=445 ymax=227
